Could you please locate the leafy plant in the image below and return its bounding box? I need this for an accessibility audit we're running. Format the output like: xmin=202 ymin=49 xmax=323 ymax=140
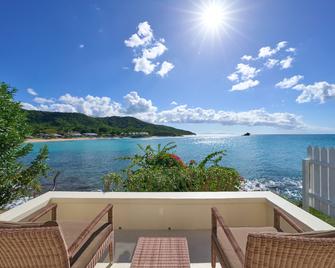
xmin=103 ymin=143 xmax=241 ymax=192
xmin=0 ymin=83 xmax=49 ymax=208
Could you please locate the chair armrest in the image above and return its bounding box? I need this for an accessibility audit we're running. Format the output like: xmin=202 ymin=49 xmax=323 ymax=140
xmin=211 ymin=207 xmax=245 ymax=266
xmin=273 ymin=206 xmax=304 ymax=233
xmin=26 ymin=203 xmax=57 ymax=222
xmin=68 ymin=204 xmax=113 ymax=258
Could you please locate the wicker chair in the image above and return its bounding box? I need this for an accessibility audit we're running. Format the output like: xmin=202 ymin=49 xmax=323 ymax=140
xmin=0 ymin=203 xmax=114 ymax=268
xmin=211 ymin=206 xmax=335 ymax=268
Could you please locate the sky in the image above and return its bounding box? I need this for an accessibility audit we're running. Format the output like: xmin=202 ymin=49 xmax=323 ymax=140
xmin=1 ymin=0 xmax=335 ymax=134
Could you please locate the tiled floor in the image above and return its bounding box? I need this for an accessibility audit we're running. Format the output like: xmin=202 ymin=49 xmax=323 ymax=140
xmin=96 ymin=229 xmax=214 ymax=267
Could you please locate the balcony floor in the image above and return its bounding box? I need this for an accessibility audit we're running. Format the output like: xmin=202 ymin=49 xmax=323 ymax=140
xmin=98 ymin=229 xmax=213 ymax=267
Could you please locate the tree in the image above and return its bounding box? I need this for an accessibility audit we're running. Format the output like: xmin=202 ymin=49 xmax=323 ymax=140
xmin=0 ymin=83 xmax=49 ymax=208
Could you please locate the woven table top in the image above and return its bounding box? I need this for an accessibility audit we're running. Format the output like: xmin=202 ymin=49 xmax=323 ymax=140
xmin=131 ymin=237 xmax=191 ymax=268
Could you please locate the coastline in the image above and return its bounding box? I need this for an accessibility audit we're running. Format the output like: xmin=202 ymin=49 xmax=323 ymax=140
xmin=25 ymin=137 xmax=112 ymax=143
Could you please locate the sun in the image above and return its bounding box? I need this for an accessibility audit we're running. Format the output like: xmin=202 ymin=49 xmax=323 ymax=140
xmin=188 ymin=0 xmax=237 ymax=41
xmin=200 ymin=2 xmax=225 ymax=31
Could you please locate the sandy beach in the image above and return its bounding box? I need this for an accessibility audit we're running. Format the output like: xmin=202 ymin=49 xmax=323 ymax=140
xmin=25 ymin=137 xmax=112 ymax=143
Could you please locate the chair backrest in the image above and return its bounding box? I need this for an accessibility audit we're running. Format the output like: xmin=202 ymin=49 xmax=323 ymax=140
xmin=245 ymin=232 xmax=335 ymax=268
xmin=0 ymin=221 xmax=70 ymax=268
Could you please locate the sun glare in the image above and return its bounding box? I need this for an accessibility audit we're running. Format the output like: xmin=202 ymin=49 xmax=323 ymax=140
xmin=188 ymin=0 xmax=237 ymax=42
xmin=200 ymin=3 xmax=225 ymax=31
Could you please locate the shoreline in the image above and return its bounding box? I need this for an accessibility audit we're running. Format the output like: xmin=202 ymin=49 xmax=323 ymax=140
xmin=25 ymin=137 xmax=112 ymax=143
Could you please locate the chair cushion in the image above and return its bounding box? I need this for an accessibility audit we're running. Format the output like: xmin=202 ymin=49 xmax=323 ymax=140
xmin=217 ymin=226 xmax=277 ymax=268
xmin=58 ymin=221 xmax=113 ymax=268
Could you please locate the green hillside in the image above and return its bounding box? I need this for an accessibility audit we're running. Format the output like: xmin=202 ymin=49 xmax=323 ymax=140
xmin=25 ymin=110 xmax=195 ymax=137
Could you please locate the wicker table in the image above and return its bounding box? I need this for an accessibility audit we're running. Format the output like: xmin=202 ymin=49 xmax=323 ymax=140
xmin=131 ymin=237 xmax=190 ymax=268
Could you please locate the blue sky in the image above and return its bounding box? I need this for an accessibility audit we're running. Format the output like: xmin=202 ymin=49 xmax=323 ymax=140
xmin=1 ymin=0 xmax=335 ymax=134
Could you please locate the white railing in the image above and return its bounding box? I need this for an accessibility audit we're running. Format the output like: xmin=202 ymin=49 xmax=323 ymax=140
xmin=302 ymin=146 xmax=335 ymax=217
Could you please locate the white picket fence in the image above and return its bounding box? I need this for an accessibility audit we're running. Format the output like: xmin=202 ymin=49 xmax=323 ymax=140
xmin=302 ymin=146 xmax=335 ymax=217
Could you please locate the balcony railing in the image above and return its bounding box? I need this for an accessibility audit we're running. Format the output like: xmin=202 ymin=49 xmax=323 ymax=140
xmin=0 ymin=191 xmax=333 ymax=267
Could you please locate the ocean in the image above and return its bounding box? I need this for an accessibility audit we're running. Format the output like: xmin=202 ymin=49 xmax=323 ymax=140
xmin=28 ymin=134 xmax=335 ymax=199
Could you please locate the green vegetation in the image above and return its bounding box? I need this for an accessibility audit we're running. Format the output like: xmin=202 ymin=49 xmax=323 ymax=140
xmin=0 ymin=83 xmax=49 ymax=208
xmin=25 ymin=110 xmax=195 ymax=137
xmin=283 ymin=196 xmax=335 ymax=227
xmin=103 ymin=142 xmax=241 ymax=192
xmin=309 ymin=207 xmax=335 ymax=227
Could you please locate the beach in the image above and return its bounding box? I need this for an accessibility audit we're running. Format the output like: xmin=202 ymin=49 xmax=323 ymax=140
xmin=26 ymin=137 xmax=112 ymax=143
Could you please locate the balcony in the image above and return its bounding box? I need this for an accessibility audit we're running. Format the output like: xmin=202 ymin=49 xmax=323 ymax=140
xmin=0 ymin=191 xmax=333 ymax=267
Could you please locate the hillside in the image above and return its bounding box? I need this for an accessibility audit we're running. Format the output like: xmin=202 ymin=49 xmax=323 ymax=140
xmin=25 ymin=110 xmax=195 ymax=137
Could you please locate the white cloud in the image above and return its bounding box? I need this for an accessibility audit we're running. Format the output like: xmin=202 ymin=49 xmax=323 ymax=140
xmin=133 ymin=57 xmax=157 ymax=74
xmin=57 ymin=93 xmax=122 ymax=116
xmin=157 ymin=61 xmax=175 ymax=77
xmin=79 ymin=44 xmax=85 ymax=48
xmin=229 ymin=63 xmax=260 ymax=81
xmin=124 ymin=91 xmax=157 ymax=114
xmin=124 ymin=21 xmax=153 ymax=48
xmin=231 ymin=79 xmax=259 ymax=91
xmin=280 ymin=56 xmax=294 ymax=69
xmin=33 ymin=97 xmax=55 ymax=104
xmin=292 ymin=81 xmax=335 ymax=103
xmin=241 ymin=55 xmax=253 ymax=61
xmin=258 ymin=41 xmax=288 ymax=58
xmin=142 ymin=42 xmax=167 ymax=59
xmin=286 ymin=47 xmax=296 ymax=53
xmin=228 ymin=63 xmax=260 ymax=91
xmin=21 ymin=91 xmax=306 ymax=129
xmin=156 ymin=106 xmax=304 ymax=129
xmin=276 ymin=41 xmax=288 ymax=50
xmin=27 ymin=88 xmax=38 ymax=96
xmin=125 ymin=21 xmax=174 ymax=77
xmin=21 ymin=102 xmax=37 ymax=110
xmin=264 ymin=58 xmax=279 ymax=69
xmin=276 ymin=75 xmax=304 ymax=89
xmin=170 ymin=101 xmax=178 ymax=105
xmin=227 ymin=73 xmax=239 ymax=82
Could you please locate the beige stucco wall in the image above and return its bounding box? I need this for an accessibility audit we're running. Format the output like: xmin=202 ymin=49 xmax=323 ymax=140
xmin=0 ymin=191 xmax=333 ymax=231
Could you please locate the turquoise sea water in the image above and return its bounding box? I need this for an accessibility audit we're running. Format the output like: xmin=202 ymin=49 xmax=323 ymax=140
xmin=28 ymin=134 xmax=335 ymax=199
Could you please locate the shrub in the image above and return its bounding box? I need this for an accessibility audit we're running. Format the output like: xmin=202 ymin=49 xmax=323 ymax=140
xmin=103 ymin=143 xmax=241 ymax=192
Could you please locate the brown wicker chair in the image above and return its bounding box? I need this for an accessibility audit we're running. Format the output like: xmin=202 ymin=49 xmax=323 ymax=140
xmin=0 ymin=203 xmax=114 ymax=268
xmin=211 ymin=206 xmax=335 ymax=268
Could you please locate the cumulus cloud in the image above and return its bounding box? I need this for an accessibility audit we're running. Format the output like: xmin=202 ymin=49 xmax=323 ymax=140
xmin=124 ymin=91 xmax=157 ymax=114
xmin=27 ymin=88 xmax=38 ymax=96
xmin=292 ymin=82 xmax=335 ymax=103
xmin=264 ymin=58 xmax=279 ymax=69
xmin=22 ymin=91 xmax=305 ymax=129
xmin=280 ymin=56 xmax=294 ymax=69
xmin=241 ymin=55 xmax=253 ymax=61
xmin=156 ymin=106 xmax=304 ymax=129
xmin=258 ymin=41 xmax=288 ymax=58
xmin=170 ymin=101 xmax=178 ymax=105
xmin=124 ymin=21 xmax=153 ymax=48
xmin=231 ymin=79 xmax=260 ymax=91
xmin=228 ymin=63 xmax=260 ymax=90
xmin=276 ymin=75 xmax=304 ymax=89
xmin=133 ymin=57 xmax=157 ymax=74
xmin=227 ymin=73 xmax=239 ymax=82
xmin=157 ymin=61 xmax=174 ymax=77
xmin=228 ymin=41 xmax=297 ymax=92
xmin=33 ymin=97 xmax=55 ymax=104
xmin=236 ymin=63 xmax=260 ymax=80
xmin=57 ymin=93 xmax=122 ymax=116
xmin=142 ymin=42 xmax=167 ymax=59
xmin=21 ymin=102 xmax=37 ymax=110
xmin=125 ymin=21 xmax=174 ymax=76
xmin=79 ymin=44 xmax=85 ymax=48
xmin=286 ymin=47 xmax=296 ymax=53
